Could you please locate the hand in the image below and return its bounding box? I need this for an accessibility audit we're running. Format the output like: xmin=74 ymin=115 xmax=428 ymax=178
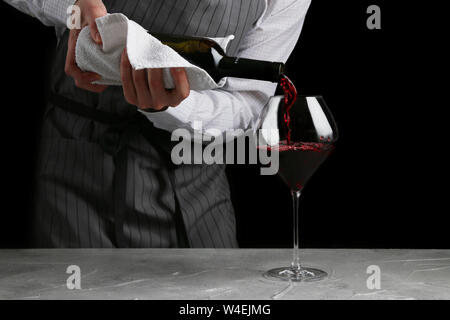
xmin=65 ymin=0 xmax=108 ymax=93
xmin=120 ymin=49 xmax=190 ymax=111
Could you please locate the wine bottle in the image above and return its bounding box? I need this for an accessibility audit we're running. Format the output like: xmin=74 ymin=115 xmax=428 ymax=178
xmin=151 ymin=33 xmax=286 ymax=83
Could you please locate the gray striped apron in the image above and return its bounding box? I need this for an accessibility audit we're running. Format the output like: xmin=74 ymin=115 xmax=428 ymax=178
xmin=33 ymin=0 xmax=265 ymax=248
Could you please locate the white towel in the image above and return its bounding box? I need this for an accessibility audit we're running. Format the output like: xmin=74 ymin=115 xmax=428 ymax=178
xmin=75 ymin=13 xmax=234 ymax=90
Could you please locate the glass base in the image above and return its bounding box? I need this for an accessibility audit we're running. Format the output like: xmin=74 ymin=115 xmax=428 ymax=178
xmin=263 ymin=266 xmax=328 ymax=282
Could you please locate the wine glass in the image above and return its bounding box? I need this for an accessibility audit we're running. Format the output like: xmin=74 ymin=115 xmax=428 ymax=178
xmin=257 ymin=94 xmax=338 ymax=282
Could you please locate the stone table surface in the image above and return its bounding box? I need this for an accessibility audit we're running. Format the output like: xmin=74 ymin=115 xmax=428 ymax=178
xmin=0 ymin=249 xmax=449 ymax=300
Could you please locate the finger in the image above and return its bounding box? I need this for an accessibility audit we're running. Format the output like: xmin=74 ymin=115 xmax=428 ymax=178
xmin=120 ymin=49 xmax=137 ymax=105
xmin=88 ymin=21 xmax=102 ymax=45
xmin=148 ymin=68 xmax=170 ymax=110
xmin=133 ymin=68 xmax=153 ymax=109
xmin=85 ymin=2 xmax=107 ymax=44
xmin=64 ymin=29 xmax=81 ymax=77
xmin=74 ymin=79 xmax=108 ymax=93
xmin=74 ymin=71 xmax=107 ymax=92
xmin=169 ymin=68 xmax=190 ymax=106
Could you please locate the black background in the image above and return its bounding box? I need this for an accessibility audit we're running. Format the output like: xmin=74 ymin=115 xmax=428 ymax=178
xmin=0 ymin=0 xmax=446 ymax=249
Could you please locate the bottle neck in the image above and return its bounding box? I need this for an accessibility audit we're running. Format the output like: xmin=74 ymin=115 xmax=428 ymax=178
xmin=217 ymin=56 xmax=285 ymax=83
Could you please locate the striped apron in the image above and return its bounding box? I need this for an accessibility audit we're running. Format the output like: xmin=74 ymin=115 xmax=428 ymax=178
xmin=32 ymin=0 xmax=265 ymax=248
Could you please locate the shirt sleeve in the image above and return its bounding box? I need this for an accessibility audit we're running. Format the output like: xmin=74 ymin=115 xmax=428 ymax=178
xmin=4 ymin=0 xmax=76 ymax=27
xmin=139 ymin=0 xmax=312 ymax=138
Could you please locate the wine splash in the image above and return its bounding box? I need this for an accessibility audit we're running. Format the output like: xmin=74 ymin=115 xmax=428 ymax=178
xmin=279 ymin=75 xmax=298 ymax=145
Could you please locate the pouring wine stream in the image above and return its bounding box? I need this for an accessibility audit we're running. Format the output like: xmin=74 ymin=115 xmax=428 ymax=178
xmin=280 ymin=74 xmax=297 ymax=146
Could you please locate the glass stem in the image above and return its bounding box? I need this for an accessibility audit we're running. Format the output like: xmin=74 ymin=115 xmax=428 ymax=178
xmin=291 ymin=190 xmax=302 ymax=271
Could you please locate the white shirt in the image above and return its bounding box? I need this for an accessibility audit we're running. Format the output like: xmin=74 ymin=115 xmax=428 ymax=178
xmin=5 ymin=0 xmax=311 ymax=136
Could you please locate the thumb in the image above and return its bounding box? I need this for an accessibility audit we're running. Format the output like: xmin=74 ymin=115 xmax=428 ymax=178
xmin=85 ymin=2 xmax=107 ymax=44
xmin=89 ymin=21 xmax=102 ymax=45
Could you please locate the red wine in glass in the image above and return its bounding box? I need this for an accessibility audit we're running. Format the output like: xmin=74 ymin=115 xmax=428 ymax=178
xmin=272 ymin=141 xmax=334 ymax=192
xmin=257 ymin=83 xmax=338 ymax=282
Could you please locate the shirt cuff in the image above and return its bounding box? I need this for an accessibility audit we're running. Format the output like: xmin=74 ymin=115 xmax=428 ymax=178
xmin=43 ymin=0 xmax=77 ymax=27
xmin=138 ymin=94 xmax=196 ymax=132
